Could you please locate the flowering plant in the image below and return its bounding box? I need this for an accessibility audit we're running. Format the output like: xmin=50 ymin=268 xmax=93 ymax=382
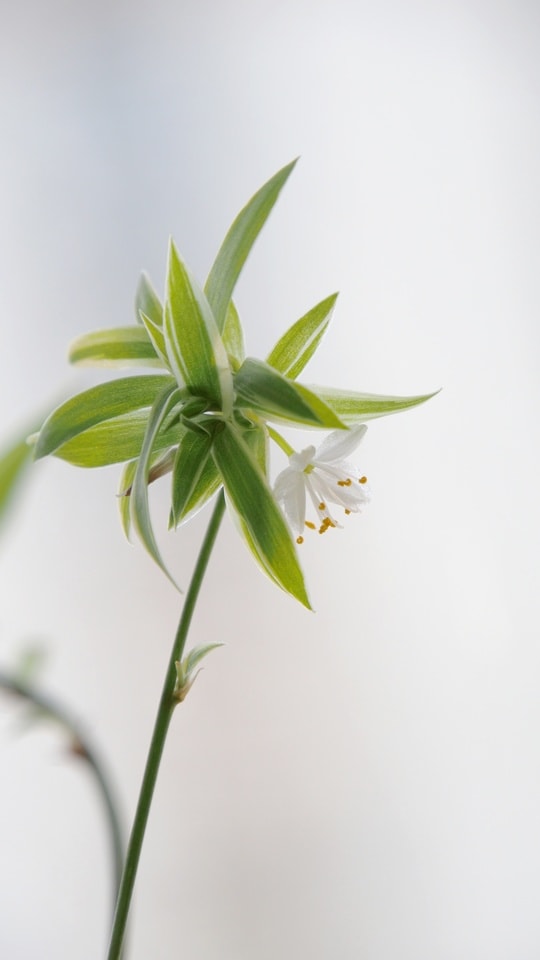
xmin=4 ymin=160 xmax=434 ymax=957
xmin=34 ymin=160 xmax=431 ymax=609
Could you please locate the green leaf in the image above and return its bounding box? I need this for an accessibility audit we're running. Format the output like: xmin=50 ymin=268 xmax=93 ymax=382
xmin=212 ymin=423 xmax=310 ymax=608
xmin=222 ymin=300 xmax=245 ymax=369
xmin=118 ymin=460 xmax=138 ymax=539
xmin=136 ymin=273 xmax=169 ymax=363
xmin=118 ymin=449 xmax=176 ymax=540
xmin=309 ymin=386 xmax=439 ymax=423
xmin=69 ymin=327 xmax=162 ymax=368
xmin=205 ymin=159 xmax=297 ymax=333
xmin=242 ymin=422 xmax=268 ymax=475
xmin=140 ymin=312 xmax=169 ymax=367
xmin=0 ymin=429 xmax=34 ymax=526
xmin=184 ymin=642 xmax=224 ymax=675
xmin=131 ymin=383 xmax=183 ymax=586
xmin=164 ymin=241 xmax=233 ymax=411
xmin=266 ymin=293 xmax=338 ymax=379
xmin=34 ymin=375 xmax=174 ymax=460
xmin=174 ymin=641 xmax=224 ymax=701
xmin=230 ymin=508 xmax=284 ymax=592
xmin=170 ymin=430 xmax=214 ymax=526
xmin=54 ymin=410 xmax=180 ymax=467
xmin=171 ymin=453 xmax=222 ymax=527
xmin=135 ymin=272 xmax=163 ymax=327
xmin=234 ymin=358 xmax=345 ymax=429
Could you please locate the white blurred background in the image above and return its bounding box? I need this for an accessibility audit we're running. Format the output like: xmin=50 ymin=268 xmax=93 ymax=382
xmin=1 ymin=1 xmax=539 ymax=957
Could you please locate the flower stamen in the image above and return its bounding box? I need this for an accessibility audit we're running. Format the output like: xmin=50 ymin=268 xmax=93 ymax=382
xmin=273 ymin=425 xmax=369 ymax=542
xmin=318 ymin=517 xmax=336 ymax=534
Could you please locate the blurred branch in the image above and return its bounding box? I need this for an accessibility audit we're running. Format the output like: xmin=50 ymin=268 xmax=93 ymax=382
xmin=0 ymin=669 xmax=124 ymax=919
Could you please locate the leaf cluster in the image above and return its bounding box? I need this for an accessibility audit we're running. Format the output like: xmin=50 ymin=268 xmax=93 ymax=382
xmin=33 ymin=162 xmax=434 ymax=606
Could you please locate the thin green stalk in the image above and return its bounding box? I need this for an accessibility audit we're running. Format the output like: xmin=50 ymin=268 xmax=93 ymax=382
xmin=107 ymin=490 xmax=226 ymax=960
xmin=0 ymin=670 xmax=124 ymax=912
xmin=267 ymin=425 xmax=294 ymax=456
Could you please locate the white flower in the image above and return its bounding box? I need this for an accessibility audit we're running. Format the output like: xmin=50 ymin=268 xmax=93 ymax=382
xmin=274 ymin=425 xmax=370 ymax=543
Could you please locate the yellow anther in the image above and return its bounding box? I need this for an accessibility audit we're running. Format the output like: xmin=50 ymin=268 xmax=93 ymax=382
xmin=337 ymin=478 xmax=352 ymax=487
xmin=305 ymin=521 xmax=316 ymax=530
xmin=318 ymin=502 xmax=326 ymax=510
xmin=359 ymin=476 xmax=367 ymax=484
xmin=345 ymin=509 xmax=351 ymax=515
xmin=296 ymin=535 xmax=304 ymax=545
xmin=318 ymin=516 xmax=336 ymax=534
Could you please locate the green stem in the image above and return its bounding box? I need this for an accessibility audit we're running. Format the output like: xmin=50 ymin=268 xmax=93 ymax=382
xmin=0 ymin=670 xmax=124 ymax=915
xmin=107 ymin=490 xmax=226 ymax=960
xmin=267 ymin=425 xmax=294 ymax=457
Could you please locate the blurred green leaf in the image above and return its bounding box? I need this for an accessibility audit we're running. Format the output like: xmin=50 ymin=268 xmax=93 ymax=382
xmin=0 ymin=429 xmax=34 ymax=526
xmin=310 ymin=386 xmax=439 ymax=423
xmin=69 ymin=327 xmax=162 ymax=368
xmin=212 ymin=423 xmax=310 ymax=608
xmin=54 ymin=410 xmax=180 ymax=467
xmin=136 ymin=273 xmax=169 ymax=364
xmin=266 ymin=293 xmax=337 ymax=380
xmin=131 ymin=383 xmax=183 ymax=585
xmin=205 ymin=160 xmax=297 ymax=333
xmin=140 ymin=312 xmax=168 ymax=367
xmin=13 ymin=646 xmax=48 ymax=686
xmin=135 ymin=272 xmax=163 ymax=327
xmin=34 ymin=375 xmax=174 ymax=460
xmin=235 ymin=358 xmax=344 ymax=429
xmin=165 ymin=241 xmax=233 ymax=410
xmin=222 ymin=300 xmax=245 ymax=369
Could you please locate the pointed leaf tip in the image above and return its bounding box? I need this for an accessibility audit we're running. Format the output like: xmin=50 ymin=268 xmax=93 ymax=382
xmin=212 ymin=423 xmax=311 ymax=608
xmin=131 ymin=383 xmax=183 ymax=589
xmin=267 ymin=292 xmax=339 ymax=380
xmin=205 ymin=160 xmax=298 ymax=333
xmin=164 ymin=241 xmax=232 ymax=408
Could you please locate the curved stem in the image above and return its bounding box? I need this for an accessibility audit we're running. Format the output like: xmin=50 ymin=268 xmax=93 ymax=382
xmin=0 ymin=670 xmax=124 ymax=913
xmin=107 ymin=490 xmax=226 ymax=960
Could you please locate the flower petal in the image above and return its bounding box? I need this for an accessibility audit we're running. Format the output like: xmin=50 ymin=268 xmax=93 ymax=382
xmin=289 ymin=446 xmax=316 ymax=472
xmin=274 ymin=468 xmax=306 ymax=535
xmin=304 ymin=474 xmax=341 ymax=527
xmin=314 ymin=424 xmax=367 ymax=463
